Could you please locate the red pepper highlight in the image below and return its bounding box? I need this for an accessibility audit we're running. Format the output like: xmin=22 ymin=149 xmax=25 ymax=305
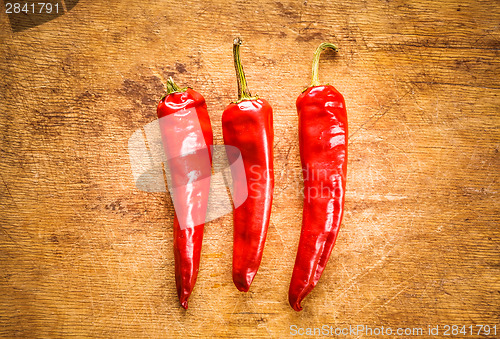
xmin=222 ymin=38 xmax=274 ymax=292
xmin=289 ymin=43 xmax=347 ymax=311
xmin=157 ymin=78 xmax=213 ymax=309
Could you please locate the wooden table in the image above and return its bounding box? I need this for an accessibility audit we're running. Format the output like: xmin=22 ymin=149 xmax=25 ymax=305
xmin=1 ymin=0 xmax=498 ymax=337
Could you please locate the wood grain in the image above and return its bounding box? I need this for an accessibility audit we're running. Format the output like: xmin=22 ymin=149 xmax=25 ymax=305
xmin=0 ymin=0 xmax=498 ymax=337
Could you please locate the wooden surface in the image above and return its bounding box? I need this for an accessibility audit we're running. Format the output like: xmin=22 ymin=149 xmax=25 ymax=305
xmin=1 ymin=0 xmax=499 ymax=337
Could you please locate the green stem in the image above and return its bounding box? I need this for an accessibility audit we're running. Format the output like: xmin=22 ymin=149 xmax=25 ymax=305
xmin=310 ymin=42 xmax=339 ymax=87
xmin=166 ymin=77 xmax=187 ymax=95
xmin=233 ymin=37 xmax=257 ymax=102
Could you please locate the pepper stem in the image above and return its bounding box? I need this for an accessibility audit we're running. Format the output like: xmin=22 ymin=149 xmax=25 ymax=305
xmin=310 ymin=43 xmax=339 ymax=87
xmin=233 ymin=37 xmax=258 ymax=102
xmin=166 ymin=77 xmax=187 ymax=95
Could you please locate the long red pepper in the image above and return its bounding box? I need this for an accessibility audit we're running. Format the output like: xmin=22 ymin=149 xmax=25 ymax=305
xmin=289 ymin=43 xmax=347 ymax=311
xmin=222 ymin=38 xmax=274 ymax=292
xmin=157 ymin=78 xmax=213 ymax=309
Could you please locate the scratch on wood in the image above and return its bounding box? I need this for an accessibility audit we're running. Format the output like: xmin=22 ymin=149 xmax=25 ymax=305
xmin=411 ymin=81 xmax=500 ymax=90
xmin=1 ymin=174 xmax=18 ymax=209
xmin=349 ymin=91 xmax=411 ymax=141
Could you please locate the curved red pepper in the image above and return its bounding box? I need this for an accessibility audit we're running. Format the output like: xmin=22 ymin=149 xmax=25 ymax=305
xmin=157 ymin=78 xmax=213 ymax=309
xmin=222 ymin=38 xmax=274 ymax=292
xmin=289 ymin=43 xmax=347 ymax=311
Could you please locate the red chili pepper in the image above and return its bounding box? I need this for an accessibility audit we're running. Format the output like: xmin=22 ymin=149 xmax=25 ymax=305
xmin=157 ymin=78 xmax=213 ymax=309
xmin=289 ymin=43 xmax=347 ymax=311
xmin=222 ymin=38 xmax=274 ymax=292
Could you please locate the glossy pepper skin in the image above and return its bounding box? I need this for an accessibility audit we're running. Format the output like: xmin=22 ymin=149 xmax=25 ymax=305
xmin=289 ymin=43 xmax=347 ymax=311
xmin=222 ymin=38 xmax=274 ymax=292
xmin=157 ymin=78 xmax=213 ymax=309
